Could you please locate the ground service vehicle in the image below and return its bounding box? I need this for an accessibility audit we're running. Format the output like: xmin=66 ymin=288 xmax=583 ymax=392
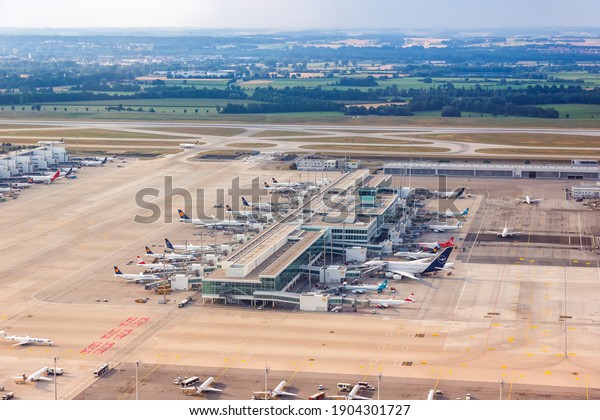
xmin=337 ymin=383 xmax=352 ymax=392
xmin=46 ymin=367 xmax=64 ymax=375
xmin=180 ymin=376 xmax=200 ymax=387
xmin=94 ymin=363 xmax=109 ymax=377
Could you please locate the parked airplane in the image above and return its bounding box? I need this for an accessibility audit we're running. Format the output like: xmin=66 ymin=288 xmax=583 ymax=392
xmin=370 ymin=293 xmax=415 ymax=308
xmin=340 ymin=279 xmax=388 ymax=294
xmin=428 ymin=222 xmax=463 ymax=233
xmin=394 ymin=250 xmax=437 ymax=260
xmin=361 ymin=247 xmax=454 ymax=281
xmin=330 ymin=384 xmax=372 ymax=400
xmin=434 ymin=207 xmax=469 ymax=218
xmin=0 ymin=186 xmax=19 ymax=193
xmin=253 ymin=381 xmax=297 ymax=399
xmin=81 ymin=157 xmax=107 ymax=167
xmin=0 ymin=330 xmax=53 ymax=346
xmin=13 ymin=367 xmax=52 ymax=384
xmin=165 ymin=238 xmax=212 ymax=253
xmin=427 ymin=389 xmax=435 ymax=400
xmin=26 ymin=170 xmax=60 ymax=184
xmin=113 ymin=266 xmax=161 ymax=282
xmin=435 ymin=187 xmax=465 ymax=199
xmin=271 ymin=177 xmax=301 ymax=188
xmin=522 ymin=196 xmax=541 ymax=204
xmin=226 ymin=204 xmax=255 ymax=218
xmin=263 ymin=182 xmax=298 ymax=194
xmin=181 ymin=377 xmax=223 ymax=395
xmin=485 ymin=224 xmax=523 ymax=238
xmin=144 ymin=246 xmax=194 ymax=261
xmin=418 ymin=236 xmax=455 ymax=252
xmin=136 ymin=257 xmax=177 ymax=272
xmin=178 ymin=210 xmax=251 ymax=229
xmin=242 ymin=197 xmax=272 ymax=211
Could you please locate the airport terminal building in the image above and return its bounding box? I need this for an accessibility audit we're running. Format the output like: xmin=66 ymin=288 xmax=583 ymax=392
xmin=383 ymin=161 xmax=600 ymax=180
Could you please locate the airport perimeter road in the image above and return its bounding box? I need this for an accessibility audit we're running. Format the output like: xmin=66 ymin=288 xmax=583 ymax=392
xmin=1 ymin=154 xmax=600 ymax=400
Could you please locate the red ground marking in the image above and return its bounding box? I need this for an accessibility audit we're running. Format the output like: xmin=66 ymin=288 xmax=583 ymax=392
xmin=114 ymin=329 xmax=133 ymax=340
xmin=101 ymin=328 xmax=120 ymax=339
xmin=131 ymin=317 xmax=149 ymax=327
xmin=94 ymin=342 xmax=115 ymax=355
xmin=80 ymin=341 xmax=102 ymax=355
xmin=119 ymin=317 xmax=138 ymax=327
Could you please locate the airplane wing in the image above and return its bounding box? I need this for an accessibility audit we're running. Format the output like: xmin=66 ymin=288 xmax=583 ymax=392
xmin=484 ymin=230 xmax=501 ymax=235
xmin=388 ymin=270 xmax=420 ymax=280
xmin=277 ymin=391 xmax=297 ymax=397
xmin=12 ymin=340 xmax=29 ymax=346
xmin=203 ymin=386 xmax=223 ymax=392
xmin=36 ymin=377 xmax=53 ymax=382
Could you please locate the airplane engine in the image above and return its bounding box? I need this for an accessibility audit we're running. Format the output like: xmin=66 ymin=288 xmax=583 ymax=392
xmin=385 ymin=272 xmax=394 ymax=278
xmin=392 ymin=274 xmax=402 ymax=280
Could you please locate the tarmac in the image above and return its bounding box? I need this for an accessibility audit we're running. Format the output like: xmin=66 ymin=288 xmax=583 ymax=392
xmin=2 ymin=149 xmax=600 ymax=400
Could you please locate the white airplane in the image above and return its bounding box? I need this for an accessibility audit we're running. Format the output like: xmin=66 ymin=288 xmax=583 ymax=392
xmin=370 ymin=293 xmax=415 ymax=308
xmin=428 ymin=222 xmax=463 ymax=233
xmin=0 ymin=330 xmax=53 ymax=346
xmin=180 ymin=142 xmax=201 ymax=149
xmin=0 ymin=186 xmax=19 ymax=193
xmin=417 ymin=237 xmax=455 ymax=252
xmin=81 ymin=157 xmax=107 ymax=167
xmin=165 ymin=238 xmax=212 ymax=253
xmin=13 ymin=367 xmax=52 ymax=384
xmin=226 ymin=204 xmax=256 ymax=218
xmin=340 ymin=279 xmax=388 ymax=294
xmin=435 ymin=187 xmax=465 ymax=199
xmin=136 ymin=256 xmax=177 ymax=272
xmin=434 ymin=207 xmax=469 ymax=218
xmin=522 ymin=196 xmax=541 ymax=205
xmin=263 ymin=182 xmax=298 ymax=194
xmin=271 ymin=177 xmax=301 ymax=188
xmin=26 ymin=170 xmax=60 ymax=184
xmin=242 ymin=197 xmax=272 ymax=211
xmin=113 ymin=266 xmax=161 ymax=282
xmin=145 ymin=246 xmax=194 ymax=261
xmin=181 ymin=377 xmax=223 ymax=395
xmin=485 ymin=224 xmax=523 ymax=238
xmin=227 ymin=204 xmax=273 ymax=222
xmin=394 ymin=250 xmax=438 ymax=260
xmin=178 ymin=209 xmax=251 ymax=229
xmin=362 ymin=247 xmax=454 ymax=281
xmin=330 ymin=384 xmax=372 ymax=400
xmin=253 ymin=381 xmax=297 ymax=399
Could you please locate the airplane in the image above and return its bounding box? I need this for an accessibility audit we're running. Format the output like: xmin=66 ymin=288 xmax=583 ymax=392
xmin=370 ymin=293 xmax=415 ymax=308
xmin=13 ymin=367 xmax=52 ymax=384
xmin=427 ymin=389 xmax=435 ymax=400
xmin=485 ymin=224 xmax=523 ymax=238
xmin=136 ymin=256 xmax=177 ymax=272
xmin=418 ymin=236 xmax=454 ymax=253
xmin=428 ymin=222 xmax=463 ymax=233
xmin=227 ymin=204 xmax=273 ymax=222
xmin=394 ymin=250 xmax=438 ymax=260
xmin=178 ymin=209 xmax=250 ymax=229
xmin=242 ymin=197 xmax=272 ymax=211
xmin=26 ymin=170 xmax=60 ymax=184
xmin=263 ymin=182 xmax=298 ymax=194
xmin=181 ymin=377 xmax=223 ymax=395
xmin=340 ymin=279 xmax=388 ymax=294
xmin=252 ymin=381 xmax=297 ymax=400
xmin=226 ymin=204 xmax=255 ymax=218
xmin=271 ymin=177 xmax=301 ymax=188
xmin=330 ymin=384 xmax=372 ymax=400
xmin=113 ymin=266 xmax=161 ymax=282
xmin=0 ymin=330 xmax=53 ymax=346
xmin=434 ymin=207 xmax=469 ymax=218
xmin=361 ymin=247 xmax=454 ymax=281
xmin=0 ymin=186 xmax=19 ymax=193
xmin=144 ymin=246 xmax=195 ymax=261
xmin=522 ymin=196 xmax=541 ymax=205
xmin=81 ymin=157 xmax=107 ymax=167
xmin=165 ymin=238 xmax=212 ymax=253
xmin=435 ymin=187 xmax=465 ymax=199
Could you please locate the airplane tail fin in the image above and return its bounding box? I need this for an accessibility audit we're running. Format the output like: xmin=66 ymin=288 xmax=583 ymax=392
xmin=423 ymin=247 xmax=453 ymax=274
xmin=51 ymin=170 xmax=60 ymax=181
xmin=405 ymin=293 xmax=415 ymax=303
xmin=0 ymin=330 xmax=5 ymax=338
xmin=242 ymin=197 xmax=250 ymax=207
xmin=165 ymin=238 xmax=174 ymax=249
xmin=114 ymin=266 xmax=123 ymax=275
xmin=272 ymin=177 xmax=278 ymax=183
xmin=226 ymin=204 xmax=233 ymax=212
xmin=377 ymin=279 xmax=388 ymax=292
xmin=178 ymin=209 xmax=190 ymax=221
xmin=263 ymin=182 xmax=270 ymax=188
xmin=102 ymin=157 xmax=108 ymax=164
xmin=463 ymin=207 xmax=469 ymax=215
xmin=137 ymin=256 xmax=145 ymax=265
xmin=145 ymin=246 xmax=153 ymax=254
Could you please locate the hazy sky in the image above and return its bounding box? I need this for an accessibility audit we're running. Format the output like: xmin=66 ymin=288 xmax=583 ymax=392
xmin=0 ymin=0 xmax=598 ymax=30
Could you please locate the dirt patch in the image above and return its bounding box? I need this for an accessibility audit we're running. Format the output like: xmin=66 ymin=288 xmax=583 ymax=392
xmin=410 ymin=133 xmax=600 ymax=148
xmin=225 ymin=142 xmax=277 ymax=149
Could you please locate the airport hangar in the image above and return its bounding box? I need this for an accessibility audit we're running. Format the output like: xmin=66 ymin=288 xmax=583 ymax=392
xmin=383 ymin=161 xmax=600 ymax=179
xmin=198 ymin=170 xmax=400 ymax=309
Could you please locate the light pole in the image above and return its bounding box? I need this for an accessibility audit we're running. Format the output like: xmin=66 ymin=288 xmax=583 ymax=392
xmin=377 ymin=373 xmax=382 ymax=400
xmin=135 ymin=361 xmax=139 ymax=400
xmin=499 ymin=379 xmax=504 ymax=400
xmin=53 ymin=355 xmax=59 ymax=400
xmin=264 ymin=365 xmax=269 ymax=400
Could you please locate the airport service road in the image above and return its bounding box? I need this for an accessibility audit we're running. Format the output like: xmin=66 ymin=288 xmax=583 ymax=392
xmin=2 ymin=157 xmax=600 ymax=399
